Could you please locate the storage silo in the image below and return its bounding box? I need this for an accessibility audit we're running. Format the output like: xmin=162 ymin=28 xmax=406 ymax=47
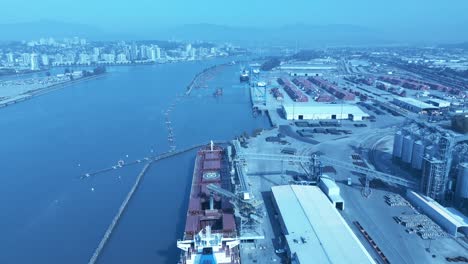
xmin=402 ymin=135 xmax=414 ymax=164
xmin=393 ymin=131 xmax=404 ymax=158
xmin=411 ymin=140 xmax=425 ymax=170
xmin=455 ymin=163 xmax=468 ymax=200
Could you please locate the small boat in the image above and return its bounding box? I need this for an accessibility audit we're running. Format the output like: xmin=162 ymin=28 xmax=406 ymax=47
xmin=213 ymin=88 xmax=223 ymax=97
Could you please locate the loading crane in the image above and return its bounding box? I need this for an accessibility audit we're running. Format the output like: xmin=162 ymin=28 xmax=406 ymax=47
xmin=235 ymin=152 xmax=418 ymax=197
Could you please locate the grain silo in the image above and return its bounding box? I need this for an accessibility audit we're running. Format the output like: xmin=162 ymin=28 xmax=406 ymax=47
xmin=411 ymin=140 xmax=425 ymax=170
xmin=393 ymin=131 xmax=404 ymax=158
xmin=455 ymin=163 xmax=468 ymax=200
xmin=402 ymin=135 xmax=414 ymax=164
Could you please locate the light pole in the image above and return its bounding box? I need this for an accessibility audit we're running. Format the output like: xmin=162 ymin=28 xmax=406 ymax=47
xmin=340 ymin=99 xmax=344 ymax=123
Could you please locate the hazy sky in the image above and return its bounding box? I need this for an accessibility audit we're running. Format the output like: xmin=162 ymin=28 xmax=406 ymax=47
xmin=2 ymin=0 xmax=468 ymax=29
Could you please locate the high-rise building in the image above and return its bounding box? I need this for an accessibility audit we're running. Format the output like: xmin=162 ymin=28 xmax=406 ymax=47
xmin=156 ymin=46 xmax=161 ymax=60
xmin=79 ymin=53 xmax=90 ymax=64
xmin=117 ymin=53 xmax=127 ymax=63
xmin=149 ymin=46 xmax=162 ymax=61
xmin=140 ymin=45 xmax=148 ymax=60
xmin=6 ymin=52 xmax=14 ymax=63
xmin=54 ymin=54 xmax=64 ymax=65
xmin=93 ymin=47 xmax=100 ymax=57
xmin=30 ymin=53 xmax=39 ymax=70
xmin=130 ymin=43 xmax=138 ymax=61
xmin=102 ymin=53 xmax=115 ymax=63
xmin=190 ymin=48 xmax=196 ymax=59
xmin=22 ymin=53 xmax=31 ymax=66
xmin=41 ymin=54 xmax=49 ymax=66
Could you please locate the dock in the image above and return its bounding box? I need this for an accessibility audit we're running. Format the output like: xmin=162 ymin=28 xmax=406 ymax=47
xmin=87 ymin=162 xmax=152 ymax=264
xmin=85 ymin=140 xmax=229 ymax=263
xmin=81 ymin=141 xmax=228 ymax=179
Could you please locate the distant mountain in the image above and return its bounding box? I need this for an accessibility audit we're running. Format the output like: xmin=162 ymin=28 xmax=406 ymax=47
xmin=0 ymin=20 xmax=465 ymax=47
xmin=0 ymin=20 xmax=106 ymax=41
xmin=0 ymin=21 xmax=390 ymax=47
xmin=151 ymin=23 xmax=390 ymax=47
xmin=438 ymin=42 xmax=468 ymax=50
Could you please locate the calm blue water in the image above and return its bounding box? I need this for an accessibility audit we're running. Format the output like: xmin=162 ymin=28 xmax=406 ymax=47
xmin=0 ymin=60 xmax=269 ymax=264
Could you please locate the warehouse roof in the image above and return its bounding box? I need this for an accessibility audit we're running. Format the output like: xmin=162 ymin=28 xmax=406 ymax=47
xmin=426 ymin=98 xmax=451 ymax=106
xmin=282 ymin=103 xmax=369 ymax=116
xmin=393 ymin=97 xmax=438 ymax=110
xmin=272 ymin=185 xmax=375 ymax=264
xmin=407 ymin=191 xmax=468 ymax=232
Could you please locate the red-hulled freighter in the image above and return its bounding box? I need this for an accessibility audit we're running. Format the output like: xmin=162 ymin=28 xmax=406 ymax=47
xmin=177 ymin=142 xmax=240 ymax=264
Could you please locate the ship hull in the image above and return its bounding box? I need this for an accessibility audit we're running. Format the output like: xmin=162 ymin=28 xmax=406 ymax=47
xmin=178 ymin=144 xmax=240 ymax=264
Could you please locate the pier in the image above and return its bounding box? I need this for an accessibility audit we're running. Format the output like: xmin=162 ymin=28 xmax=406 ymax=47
xmin=185 ymin=63 xmax=229 ymax=95
xmin=85 ymin=140 xmax=229 ymax=263
xmin=87 ymin=162 xmax=151 ymax=264
xmin=81 ymin=141 xmax=228 ymax=179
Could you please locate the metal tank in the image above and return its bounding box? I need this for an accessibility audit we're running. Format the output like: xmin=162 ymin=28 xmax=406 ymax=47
xmin=393 ymin=131 xmax=404 ymax=158
xmin=411 ymin=140 xmax=425 ymax=170
xmin=455 ymin=163 xmax=468 ymax=199
xmin=402 ymin=135 xmax=414 ymax=164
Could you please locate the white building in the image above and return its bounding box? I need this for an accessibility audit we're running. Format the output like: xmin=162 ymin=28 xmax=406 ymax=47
xmin=272 ymin=185 xmax=375 ymax=264
xmin=282 ymin=103 xmax=369 ymax=121
xmin=393 ymin=97 xmax=438 ymax=113
xmin=407 ymin=191 xmax=468 ymax=237
xmin=41 ymin=54 xmax=49 ymax=66
xmin=79 ymin=53 xmax=90 ymax=65
xmin=427 ymin=98 xmax=451 ymax=108
xmin=116 ymin=53 xmax=128 ymax=63
xmin=149 ymin=46 xmax=162 ymax=61
xmin=30 ymin=53 xmax=39 ymax=70
xmin=22 ymin=53 xmax=31 ymax=66
xmin=6 ymin=52 xmax=14 ymax=63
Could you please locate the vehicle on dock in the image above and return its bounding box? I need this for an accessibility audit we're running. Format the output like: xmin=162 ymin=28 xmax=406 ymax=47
xmin=213 ymin=88 xmax=223 ymax=97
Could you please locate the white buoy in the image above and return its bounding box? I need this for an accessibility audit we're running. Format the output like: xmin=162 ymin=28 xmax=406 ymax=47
xmin=91 ymin=187 xmax=95 ymax=192
xmin=126 ymin=154 xmax=129 ymax=158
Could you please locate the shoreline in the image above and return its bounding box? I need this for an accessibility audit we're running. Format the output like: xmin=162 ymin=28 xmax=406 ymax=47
xmin=0 ymin=73 xmax=106 ymax=109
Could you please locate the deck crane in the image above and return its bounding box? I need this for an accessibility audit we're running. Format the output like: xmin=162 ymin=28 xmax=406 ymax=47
xmin=234 ymin=152 xmax=418 ymax=197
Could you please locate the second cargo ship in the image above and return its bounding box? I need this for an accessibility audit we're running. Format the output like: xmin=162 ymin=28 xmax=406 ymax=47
xmin=177 ymin=142 xmax=240 ymax=264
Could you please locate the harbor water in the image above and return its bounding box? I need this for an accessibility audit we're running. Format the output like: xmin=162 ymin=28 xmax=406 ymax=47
xmin=0 ymin=59 xmax=269 ymax=264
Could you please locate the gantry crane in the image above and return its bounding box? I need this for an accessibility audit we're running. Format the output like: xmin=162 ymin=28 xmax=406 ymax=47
xmin=234 ymin=152 xmax=418 ymax=197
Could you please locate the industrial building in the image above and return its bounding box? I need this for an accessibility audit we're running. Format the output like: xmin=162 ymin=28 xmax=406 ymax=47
xmin=421 ymin=157 xmax=447 ymax=201
xmin=271 ymin=185 xmax=375 ymax=264
xmin=391 ymin=125 xmax=466 ymax=202
xmin=280 ymin=61 xmax=337 ymax=77
xmin=407 ymin=191 xmax=468 ymax=237
xmin=456 ymin=163 xmax=468 ymax=202
xmin=427 ymin=98 xmax=451 ymax=108
xmin=392 ymin=97 xmax=438 ymax=113
xmin=282 ymin=103 xmax=369 ymax=121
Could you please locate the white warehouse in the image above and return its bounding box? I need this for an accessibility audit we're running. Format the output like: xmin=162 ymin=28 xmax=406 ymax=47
xmin=282 ymin=103 xmax=369 ymax=121
xmin=271 ymin=185 xmax=375 ymax=264
xmin=406 ymin=191 xmax=468 ymax=237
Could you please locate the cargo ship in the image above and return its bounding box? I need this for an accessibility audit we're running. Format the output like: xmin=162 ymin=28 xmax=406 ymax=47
xmin=177 ymin=142 xmax=240 ymax=264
